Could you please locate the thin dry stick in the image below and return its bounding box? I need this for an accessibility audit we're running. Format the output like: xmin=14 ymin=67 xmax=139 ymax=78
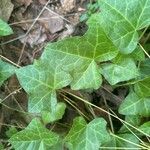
xmin=139 ymin=44 xmax=150 ymax=58
xmin=64 ymin=98 xmax=90 ymax=121
xmin=9 ymin=17 xmax=58 ymax=26
xmin=0 ymin=0 xmax=51 ymax=46
xmin=9 ymin=13 xmax=77 ymax=26
xmin=62 ymin=94 xmax=90 ymax=120
xmin=0 ymin=102 xmax=32 ymax=116
xmin=139 ymin=26 xmax=149 ymax=41
xmin=0 ymin=122 xmax=25 ymax=129
xmin=45 ymin=7 xmax=73 ymax=25
xmin=143 ymin=32 xmax=150 ymax=45
xmin=17 ymin=38 xmax=27 ymax=65
xmin=87 ymin=105 xmax=97 ymax=119
xmin=102 ymin=92 xmax=114 ymax=133
xmin=0 ymin=88 xmax=21 ymax=104
xmin=0 ymin=55 xmax=21 ymax=68
xmin=62 ymin=90 xmax=150 ymax=137
xmin=110 ymin=133 xmax=148 ymax=149
xmin=109 ymin=109 xmax=146 ymax=147
xmin=5 ymin=86 xmax=25 ymax=113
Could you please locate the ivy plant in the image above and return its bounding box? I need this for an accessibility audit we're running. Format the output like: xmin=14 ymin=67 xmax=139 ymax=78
xmin=0 ymin=0 xmax=150 ymax=149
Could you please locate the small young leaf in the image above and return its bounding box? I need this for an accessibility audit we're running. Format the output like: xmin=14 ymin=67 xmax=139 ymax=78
xmin=65 ymin=117 xmax=110 ymax=150
xmin=134 ymin=77 xmax=150 ymax=97
xmin=101 ymin=57 xmax=139 ymax=85
xmin=119 ymin=91 xmax=150 ymax=116
xmin=42 ymin=102 xmax=66 ymax=124
xmin=97 ymin=0 xmax=150 ymax=53
xmin=0 ymin=19 xmax=13 ymax=36
xmin=0 ymin=59 xmax=16 ymax=86
xmin=9 ymin=118 xmax=60 ymax=150
xmin=16 ymin=60 xmax=71 ymax=113
xmin=42 ymin=15 xmax=118 ymax=90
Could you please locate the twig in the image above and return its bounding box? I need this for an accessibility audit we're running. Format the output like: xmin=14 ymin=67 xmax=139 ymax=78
xmin=0 ymin=55 xmax=21 ymax=68
xmin=139 ymin=44 xmax=150 ymax=58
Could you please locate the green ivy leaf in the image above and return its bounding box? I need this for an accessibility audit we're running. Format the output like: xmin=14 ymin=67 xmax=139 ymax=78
xmin=97 ymin=0 xmax=150 ymax=53
xmin=16 ymin=60 xmax=71 ymax=113
xmin=9 ymin=118 xmax=60 ymax=150
xmin=42 ymin=15 xmax=118 ymax=90
xmin=102 ymin=134 xmax=140 ymax=149
xmin=139 ymin=59 xmax=150 ymax=78
xmin=0 ymin=19 xmax=13 ymax=36
xmin=139 ymin=121 xmax=150 ymax=136
xmin=42 ymin=102 xmax=66 ymax=124
xmin=0 ymin=59 xmax=16 ymax=86
xmin=119 ymin=91 xmax=150 ymax=116
xmin=101 ymin=57 xmax=139 ymax=85
xmin=134 ymin=77 xmax=150 ymax=97
xmin=65 ymin=117 xmax=110 ymax=150
xmin=131 ymin=46 xmax=145 ymax=61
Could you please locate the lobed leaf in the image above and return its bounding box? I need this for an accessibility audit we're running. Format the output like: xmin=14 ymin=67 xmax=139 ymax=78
xmin=9 ymin=118 xmax=60 ymax=150
xmin=119 ymin=91 xmax=150 ymax=116
xmin=65 ymin=117 xmax=110 ymax=150
xmin=97 ymin=0 xmax=150 ymax=53
xmin=16 ymin=60 xmax=71 ymax=113
xmin=42 ymin=15 xmax=119 ymax=90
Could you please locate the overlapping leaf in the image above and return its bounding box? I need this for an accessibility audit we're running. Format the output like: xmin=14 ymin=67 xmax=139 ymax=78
xmin=9 ymin=118 xmax=60 ymax=150
xmin=16 ymin=60 xmax=71 ymax=113
xmin=0 ymin=19 xmax=13 ymax=36
xmin=101 ymin=56 xmax=139 ymax=85
xmin=134 ymin=77 xmax=150 ymax=97
xmin=0 ymin=59 xmax=16 ymax=86
xmin=119 ymin=91 xmax=150 ymax=116
xmin=42 ymin=15 xmax=118 ymax=90
xmin=97 ymin=0 xmax=150 ymax=53
xmin=65 ymin=117 xmax=110 ymax=150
